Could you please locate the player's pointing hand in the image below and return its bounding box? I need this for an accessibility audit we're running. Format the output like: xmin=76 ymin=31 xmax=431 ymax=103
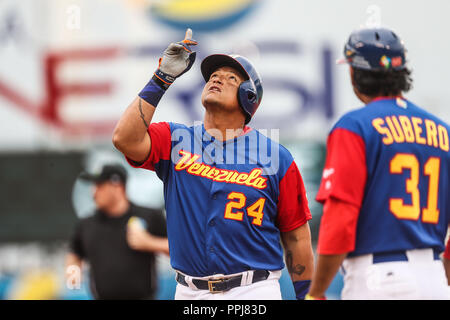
xmin=155 ymin=28 xmax=198 ymax=87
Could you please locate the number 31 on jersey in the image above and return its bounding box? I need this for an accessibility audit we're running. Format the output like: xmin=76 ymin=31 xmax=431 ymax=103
xmin=389 ymin=153 xmax=440 ymax=224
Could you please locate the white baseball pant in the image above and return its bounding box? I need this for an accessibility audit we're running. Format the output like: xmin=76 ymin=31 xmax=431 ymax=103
xmin=340 ymin=248 xmax=450 ymax=299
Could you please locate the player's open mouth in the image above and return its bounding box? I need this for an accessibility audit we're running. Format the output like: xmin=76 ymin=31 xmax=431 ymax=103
xmin=208 ymin=86 xmax=221 ymax=92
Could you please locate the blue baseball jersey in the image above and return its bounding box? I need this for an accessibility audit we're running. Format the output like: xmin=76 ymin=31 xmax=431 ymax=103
xmin=127 ymin=122 xmax=311 ymax=276
xmin=316 ymin=97 xmax=450 ymax=256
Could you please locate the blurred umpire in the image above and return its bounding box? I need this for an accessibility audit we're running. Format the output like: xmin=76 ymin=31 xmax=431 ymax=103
xmin=65 ymin=164 xmax=169 ymax=300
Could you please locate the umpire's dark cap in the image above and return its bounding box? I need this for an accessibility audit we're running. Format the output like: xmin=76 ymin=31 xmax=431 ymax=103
xmin=79 ymin=164 xmax=127 ymax=184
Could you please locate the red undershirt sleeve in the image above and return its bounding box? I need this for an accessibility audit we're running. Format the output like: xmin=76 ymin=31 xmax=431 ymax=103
xmin=317 ymin=197 xmax=361 ymax=254
xmin=315 ymin=128 xmax=367 ymax=255
xmin=316 ymin=128 xmax=367 ymax=206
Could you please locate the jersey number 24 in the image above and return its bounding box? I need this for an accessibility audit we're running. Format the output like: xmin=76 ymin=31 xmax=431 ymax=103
xmin=224 ymin=192 xmax=266 ymax=226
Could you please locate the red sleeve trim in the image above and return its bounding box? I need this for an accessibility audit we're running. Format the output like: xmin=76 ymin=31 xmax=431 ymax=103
xmin=444 ymin=237 xmax=450 ymax=260
xmin=317 ymin=197 xmax=360 ymax=255
xmin=316 ymin=128 xmax=367 ymax=208
xmin=125 ymin=122 xmax=171 ymax=170
xmin=277 ymin=161 xmax=312 ymax=232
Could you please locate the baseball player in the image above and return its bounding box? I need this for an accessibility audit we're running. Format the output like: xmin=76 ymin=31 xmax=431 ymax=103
xmin=112 ymin=29 xmax=314 ymax=299
xmin=307 ymin=27 xmax=450 ymax=300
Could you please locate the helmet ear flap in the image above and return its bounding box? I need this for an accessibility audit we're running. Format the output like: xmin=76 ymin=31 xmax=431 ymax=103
xmin=247 ymin=91 xmax=257 ymax=104
xmin=237 ymin=80 xmax=258 ymax=123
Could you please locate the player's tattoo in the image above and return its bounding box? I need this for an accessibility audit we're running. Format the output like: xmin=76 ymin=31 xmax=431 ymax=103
xmin=138 ymin=99 xmax=149 ymax=128
xmin=285 ymin=250 xmax=306 ymax=276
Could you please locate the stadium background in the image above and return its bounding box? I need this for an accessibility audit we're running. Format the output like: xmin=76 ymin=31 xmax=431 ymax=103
xmin=0 ymin=0 xmax=449 ymax=300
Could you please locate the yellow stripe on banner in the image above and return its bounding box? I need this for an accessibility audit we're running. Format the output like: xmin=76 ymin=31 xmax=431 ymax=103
xmin=153 ymin=0 xmax=254 ymax=19
xmin=9 ymin=270 xmax=59 ymax=300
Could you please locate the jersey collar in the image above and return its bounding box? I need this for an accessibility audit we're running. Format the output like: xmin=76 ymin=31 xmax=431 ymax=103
xmin=371 ymin=95 xmax=403 ymax=102
xmin=202 ymin=124 xmax=253 ymax=144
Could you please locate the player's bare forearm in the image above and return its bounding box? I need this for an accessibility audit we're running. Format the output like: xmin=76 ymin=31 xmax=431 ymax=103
xmin=113 ymin=29 xmax=197 ymax=163
xmin=149 ymin=236 xmax=170 ymax=255
xmin=443 ymin=258 xmax=450 ymax=285
xmin=444 ymin=230 xmax=450 ymax=285
xmin=141 ymin=234 xmax=169 ymax=255
xmin=112 ymin=97 xmax=154 ymax=163
xmin=127 ymin=228 xmax=170 ymax=255
xmin=308 ymin=253 xmax=347 ymax=298
xmin=281 ymin=223 xmax=314 ymax=281
xmin=65 ymin=252 xmax=82 ymax=269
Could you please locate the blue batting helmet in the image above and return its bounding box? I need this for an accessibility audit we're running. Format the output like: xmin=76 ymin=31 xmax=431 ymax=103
xmin=338 ymin=27 xmax=407 ymax=71
xmin=201 ymin=54 xmax=263 ymax=124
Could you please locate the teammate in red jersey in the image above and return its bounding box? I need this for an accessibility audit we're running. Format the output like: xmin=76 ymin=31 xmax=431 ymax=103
xmin=307 ymin=27 xmax=450 ymax=300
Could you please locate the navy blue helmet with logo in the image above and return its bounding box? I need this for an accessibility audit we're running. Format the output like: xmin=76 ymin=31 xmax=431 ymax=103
xmin=338 ymin=27 xmax=407 ymax=71
xmin=201 ymin=54 xmax=263 ymax=124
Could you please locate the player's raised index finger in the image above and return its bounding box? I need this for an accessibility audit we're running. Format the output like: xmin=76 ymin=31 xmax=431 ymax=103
xmin=183 ymin=28 xmax=198 ymax=46
xmin=184 ymin=28 xmax=192 ymax=41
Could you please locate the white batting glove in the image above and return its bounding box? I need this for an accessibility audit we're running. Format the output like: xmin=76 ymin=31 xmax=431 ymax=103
xmin=154 ymin=28 xmax=198 ymax=88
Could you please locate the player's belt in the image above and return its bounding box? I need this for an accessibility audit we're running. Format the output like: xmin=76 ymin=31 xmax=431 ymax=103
xmin=372 ymin=249 xmax=440 ymax=264
xmin=176 ymin=270 xmax=270 ymax=293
